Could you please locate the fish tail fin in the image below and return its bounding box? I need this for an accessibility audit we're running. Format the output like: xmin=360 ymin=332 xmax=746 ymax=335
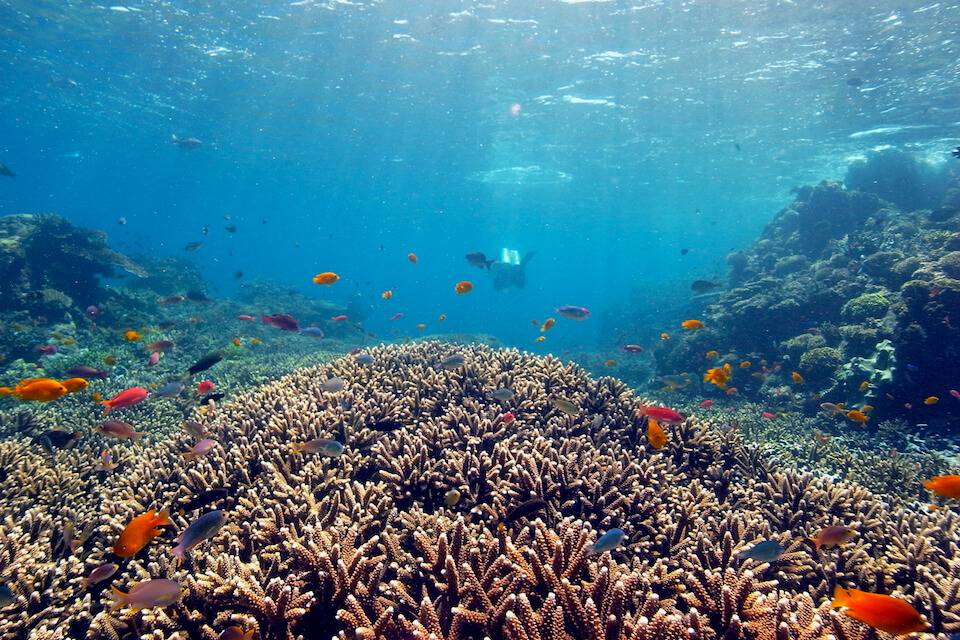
xmin=290 ymin=443 xmax=304 ymax=454
xmin=181 ymin=451 xmax=195 ymax=461
xmin=155 ymin=510 xmax=172 ymax=526
xmin=80 ymin=577 xmax=90 ymax=589
xmin=109 ymin=586 xmax=128 ymax=609
xmin=831 ymin=586 xmax=854 ymax=609
xmin=0 ymin=387 xmax=12 ymax=396
xmin=100 ymin=401 xmax=112 ymax=414
xmin=170 ymin=543 xmax=185 ymax=561
xmin=807 ymin=536 xmax=821 ymax=550
xmin=485 ymin=259 xmax=495 ymax=270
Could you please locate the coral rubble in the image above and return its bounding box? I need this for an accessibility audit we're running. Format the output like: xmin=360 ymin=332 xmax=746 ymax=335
xmin=0 ymin=342 xmax=957 ymax=639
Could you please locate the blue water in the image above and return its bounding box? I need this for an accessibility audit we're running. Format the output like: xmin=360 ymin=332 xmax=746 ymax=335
xmin=1 ymin=0 xmax=958 ymax=352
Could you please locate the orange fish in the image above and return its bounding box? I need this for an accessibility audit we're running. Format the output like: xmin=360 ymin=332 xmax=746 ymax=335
xmin=113 ymin=510 xmax=171 ymax=558
xmin=312 ymin=272 xmax=339 ymax=285
xmin=455 ymin=281 xmax=473 ymax=294
xmin=91 ymin=392 xmax=103 ymax=402
xmin=531 ymin=319 xmax=540 ymax=325
xmin=407 ymin=253 xmax=418 ymax=263
xmin=725 ymin=386 xmax=739 ymax=395
xmin=705 ymin=350 xmax=718 ymax=359
xmin=0 ymin=378 xmax=69 ymax=402
xmin=604 ymin=359 xmax=617 ymax=367
xmin=381 ymin=290 xmax=393 ymax=300
xmin=809 ymin=524 xmax=855 ymax=550
xmin=831 ymin=586 xmax=927 ymax=635
xmin=739 ymin=361 xmax=751 ymax=369
xmin=704 ymin=364 xmax=732 ymax=389
xmin=923 ymin=396 xmax=939 ymax=405
xmin=231 ymin=338 xmax=241 ymax=347
xmin=61 ymin=378 xmax=89 ymax=393
xmin=924 ymin=475 xmax=960 ymax=499
xmin=681 ymin=319 xmax=704 ymax=330
xmin=646 ymin=418 xmax=667 ymax=449
xmin=846 ymin=410 xmax=869 ymax=424
xmin=103 ymin=355 xmax=117 ymax=366
xmin=540 ymin=318 xmax=556 ymax=333
xmin=123 ymin=330 xmax=141 ymax=342
xmin=250 ymin=338 xmax=262 ymax=346
xmin=660 ymin=332 xmax=670 ymax=341
xmin=791 ymin=371 xmax=804 ymax=384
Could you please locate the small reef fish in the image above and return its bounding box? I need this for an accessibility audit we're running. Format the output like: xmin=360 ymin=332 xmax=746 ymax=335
xmin=82 ymin=563 xmax=118 ymax=589
xmin=98 ymin=449 xmax=119 ymax=471
xmin=691 ymin=279 xmax=721 ymax=293
xmin=123 ymin=330 xmax=141 ymax=342
xmin=501 ymin=412 xmax=516 ymax=424
xmin=312 ymin=272 xmax=339 ymax=285
xmin=444 ymin=489 xmax=461 ymax=506
xmin=638 ymin=405 xmax=685 ymax=424
xmin=705 ymin=350 xmax=718 ymax=359
xmin=846 ymin=410 xmax=869 ymax=424
xmin=61 ymin=378 xmax=89 ymax=392
xmin=155 ymin=381 xmax=185 ymax=398
xmin=171 ymin=510 xmax=226 ymax=560
xmin=739 ymin=361 xmax=752 ymax=369
xmin=330 ymin=315 xmax=348 ymax=322
xmin=535 ymin=336 xmax=546 ymax=343
xmin=924 ymin=475 xmax=960 ymax=499
xmin=622 ymin=344 xmax=643 ymax=353
xmin=791 ymin=371 xmax=805 ymax=384
xmin=589 ymin=528 xmax=626 ymax=555
xmin=148 ymin=340 xmax=175 ymax=352
xmin=859 ymin=380 xmax=871 ymax=392
xmin=110 ymin=579 xmax=182 ymax=611
xmin=762 ymin=411 xmax=777 ymax=419
xmin=646 ymin=418 xmax=667 ymax=449
xmin=218 ymin=626 xmax=255 ymax=640
xmin=261 ymin=314 xmax=299 ymax=332
xmin=489 ymin=388 xmax=515 ymax=401
xmin=158 ymin=294 xmax=186 ymax=305
xmin=549 ymin=395 xmax=580 ymax=416
xmin=465 ymin=251 xmax=495 ymax=269
xmin=441 ymin=354 xmax=466 ymax=370
xmin=810 ymin=525 xmax=856 ymax=550
xmin=171 ymin=133 xmax=202 ymax=148
xmin=197 ymin=380 xmax=216 ymax=395
xmin=820 ymin=402 xmax=844 ymax=416
xmin=738 ymin=540 xmax=784 ymax=562
xmin=36 ymin=429 xmax=82 ymax=450
xmin=556 ymin=305 xmax=590 ymax=320
xmin=113 ymin=510 xmax=171 ymax=558
xmin=300 ymin=327 xmax=325 ymax=338
xmin=291 ymin=438 xmax=344 ymax=456
xmin=66 ymin=366 xmax=109 ymax=380
xmin=704 ymin=364 xmax=732 ymax=389
xmin=416 ymin=323 xmax=427 ymax=331
xmin=438 ymin=314 xmax=447 ymax=321
xmin=182 ymin=438 xmax=216 ymax=460
xmin=699 ymin=399 xmax=714 ymax=409
xmin=147 ymin=352 xmax=162 ymax=366
xmin=503 ymin=498 xmax=548 ymax=524
xmin=0 ymin=378 xmax=69 ymax=402
xmin=455 ymin=280 xmax=473 ymax=294
xmin=35 ymin=343 xmax=57 ymax=355
xmin=179 ymin=487 xmax=229 ymax=513
xmin=831 ymin=586 xmax=928 ymax=635
xmin=540 ymin=317 xmax=556 ymax=332
xmin=321 ymin=377 xmax=346 ymax=392
xmin=924 ymin=396 xmax=939 ymax=405
xmin=98 ymin=420 xmax=144 ymax=440
xmin=660 ymin=332 xmax=670 ymax=341
xmin=231 ymin=338 xmax=241 ymax=347
xmin=389 ymin=313 xmax=404 ymax=321
xmin=0 ymin=583 xmax=13 ymax=607
xmin=369 ymin=419 xmax=403 ymax=432
xmin=407 ymin=253 xmax=418 ymax=263
xmin=100 ymin=387 xmax=149 ymax=413
xmin=381 ymin=290 xmax=393 ymax=300
xmin=726 ymin=387 xmax=739 ymax=395
xmin=950 ymin=389 xmax=960 ymax=400
xmin=236 ymin=314 xmax=255 ymax=321
xmin=681 ymin=319 xmax=704 ymax=330
xmin=354 ymin=353 xmax=374 ymax=365
xmin=188 ymin=351 xmax=225 ymax=375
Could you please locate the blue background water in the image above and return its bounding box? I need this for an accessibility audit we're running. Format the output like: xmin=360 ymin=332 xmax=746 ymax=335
xmin=1 ymin=0 xmax=957 ymax=352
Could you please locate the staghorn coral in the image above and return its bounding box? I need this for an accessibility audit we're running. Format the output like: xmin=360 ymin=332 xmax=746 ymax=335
xmin=0 ymin=342 xmax=957 ymax=640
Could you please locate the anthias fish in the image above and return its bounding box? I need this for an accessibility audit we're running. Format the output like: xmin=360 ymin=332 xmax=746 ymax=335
xmin=504 ymin=498 xmax=548 ymax=524
xmin=831 ymin=586 xmax=927 ymax=635
xmin=110 ymin=579 xmax=182 ymax=611
xmin=171 ymin=510 xmax=226 ymax=560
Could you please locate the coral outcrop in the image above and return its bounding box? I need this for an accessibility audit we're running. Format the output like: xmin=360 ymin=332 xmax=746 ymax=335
xmin=0 ymin=342 xmax=957 ymax=639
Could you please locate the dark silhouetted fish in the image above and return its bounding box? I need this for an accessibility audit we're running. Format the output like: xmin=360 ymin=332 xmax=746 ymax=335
xmin=66 ymin=366 xmax=109 ymax=380
xmin=186 ymin=290 xmax=210 ymax=302
xmin=503 ymin=498 xmax=548 ymax=524
xmin=36 ymin=430 xmax=81 ymax=451
xmin=185 ymin=242 xmax=203 ymax=252
xmin=369 ymin=419 xmax=403 ymax=432
xmin=178 ymin=487 xmax=230 ymax=514
xmin=465 ymin=252 xmax=495 ymax=269
xmin=187 ymin=351 xmax=224 ymax=376
xmin=0 ymin=163 xmax=14 ymax=178
xmin=261 ymin=314 xmax=299 ymax=331
xmin=691 ymin=279 xmax=721 ymax=294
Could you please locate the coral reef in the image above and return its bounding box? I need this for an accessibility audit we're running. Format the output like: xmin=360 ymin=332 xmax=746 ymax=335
xmin=0 ymin=342 xmax=957 ymax=639
xmin=655 ymin=156 xmax=960 ymax=427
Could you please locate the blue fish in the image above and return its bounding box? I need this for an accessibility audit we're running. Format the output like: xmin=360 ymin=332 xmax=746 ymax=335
xmin=738 ymin=539 xmax=784 ymax=562
xmin=300 ymin=327 xmax=324 ymax=338
xmin=354 ymin=353 xmax=374 ymax=365
xmin=589 ymin=528 xmax=626 ymax=554
xmin=172 ymin=510 xmax=226 ymax=560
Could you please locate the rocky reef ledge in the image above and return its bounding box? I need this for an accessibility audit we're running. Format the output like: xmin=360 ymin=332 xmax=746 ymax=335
xmin=1 ymin=342 xmax=958 ymax=639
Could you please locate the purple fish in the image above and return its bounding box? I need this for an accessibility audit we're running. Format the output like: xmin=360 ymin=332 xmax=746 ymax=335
xmin=171 ymin=510 xmax=225 ymax=560
xmin=110 ymin=579 xmax=182 ymax=610
xmin=35 ymin=344 xmax=57 ymax=355
xmin=556 ymin=305 xmax=591 ymax=320
xmin=85 ymin=305 xmax=99 ymax=317
xmin=98 ymin=420 xmax=144 ymax=440
xmin=261 ymin=314 xmax=299 ymax=332
xmin=82 ymin=562 xmax=119 ymax=588
xmin=67 ymin=366 xmax=109 ymax=380
xmin=182 ymin=438 xmax=216 ymax=461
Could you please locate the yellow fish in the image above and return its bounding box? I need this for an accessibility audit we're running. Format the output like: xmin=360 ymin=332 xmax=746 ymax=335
xmin=705 ymin=350 xmax=718 ymax=359
xmin=924 ymin=396 xmax=939 ymax=405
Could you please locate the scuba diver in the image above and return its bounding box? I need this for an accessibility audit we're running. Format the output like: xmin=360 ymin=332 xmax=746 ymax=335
xmin=464 ymin=248 xmax=534 ymax=291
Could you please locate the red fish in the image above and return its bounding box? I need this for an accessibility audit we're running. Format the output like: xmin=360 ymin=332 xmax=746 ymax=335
xmin=197 ymin=380 xmax=216 ymax=395
xmin=330 ymin=315 xmax=348 ymax=322
xmin=35 ymin=344 xmax=58 ymax=355
xmin=638 ymin=405 xmax=684 ymax=424
xmin=699 ymin=399 xmax=714 ymax=409
xmin=762 ymin=411 xmax=777 ymax=419
xmin=101 ymin=387 xmax=149 ymax=414
xmin=501 ymin=412 xmax=515 ymax=424
xmin=236 ymin=314 xmax=255 ymax=322
xmin=261 ymin=314 xmax=299 ymax=331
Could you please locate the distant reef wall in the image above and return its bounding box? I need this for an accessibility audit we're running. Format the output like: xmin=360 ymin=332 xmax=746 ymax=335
xmin=655 ymin=150 xmax=960 ymax=424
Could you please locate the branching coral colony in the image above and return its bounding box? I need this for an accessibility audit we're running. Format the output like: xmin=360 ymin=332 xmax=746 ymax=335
xmin=0 ymin=341 xmax=957 ymax=639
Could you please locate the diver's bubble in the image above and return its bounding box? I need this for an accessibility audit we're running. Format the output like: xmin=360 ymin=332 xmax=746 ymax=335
xmin=467 ymin=165 xmax=573 ymax=186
